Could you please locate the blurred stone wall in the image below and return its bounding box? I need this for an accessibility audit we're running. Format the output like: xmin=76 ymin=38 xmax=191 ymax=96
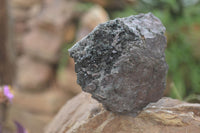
xmin=0 ymin=0 xmax=15 ymax=85
xmin=9 ymin=0 xmax=109 ymax=132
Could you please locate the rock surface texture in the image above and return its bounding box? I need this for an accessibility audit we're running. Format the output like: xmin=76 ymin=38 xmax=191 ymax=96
xmin=69 ymin=13 xmax=168 ymax=115
xmin=45 ymin=92 xmax=200 ymax=133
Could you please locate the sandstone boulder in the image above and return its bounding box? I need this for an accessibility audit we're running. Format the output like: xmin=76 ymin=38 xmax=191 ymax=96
xmin=45 ymin=92 xmax=200 ymax=133
xmin=45 ymin=92 xmax=101 ymax=133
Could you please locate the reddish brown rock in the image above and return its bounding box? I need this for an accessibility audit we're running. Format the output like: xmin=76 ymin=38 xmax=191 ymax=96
xmin=45 ymin=92 xmax=101 ymax=133
xmin=45 ymin=93 xmax=200 ymax=133
xmin=15 ymin=56 xmax=53 ymax=91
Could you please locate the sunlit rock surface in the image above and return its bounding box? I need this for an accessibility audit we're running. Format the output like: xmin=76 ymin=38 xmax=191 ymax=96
xmin=45 ymin=92 xmax=200 ymax=133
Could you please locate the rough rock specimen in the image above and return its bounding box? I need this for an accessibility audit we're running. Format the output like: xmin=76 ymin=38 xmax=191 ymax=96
xmin=45 ymin=92 xmax=200 ymax=133
xmin=69 ymin=13 xmax=168 ymax=116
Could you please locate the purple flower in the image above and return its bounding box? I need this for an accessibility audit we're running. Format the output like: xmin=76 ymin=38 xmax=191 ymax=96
xmin=3 ymin=86 xmax=14 ymax=103
xmin=14 ymin=121 xmax=28 ymax=133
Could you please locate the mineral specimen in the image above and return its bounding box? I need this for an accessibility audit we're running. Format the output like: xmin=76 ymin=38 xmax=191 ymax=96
xmin=69 ymin=13 xmax=168 ymax=116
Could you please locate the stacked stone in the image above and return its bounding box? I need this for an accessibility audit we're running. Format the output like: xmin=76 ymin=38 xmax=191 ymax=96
xmin=10 ymin=0 xmax=109 ymax=132
xmin=45 ymin=92 xmax=200 ymax=133
xmin=10 ymin=0 xmax=74 ymax=133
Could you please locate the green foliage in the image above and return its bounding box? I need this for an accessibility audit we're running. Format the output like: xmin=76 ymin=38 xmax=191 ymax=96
xmin=111 ymin=6 xmax=137 ymax=18
xmin=58 ymin=43 xmax=74 ymax=70
xmin=110 ymin=0 xmax=200 ymax=101
xmin=75 ymin=2 xmax=94 ymax=12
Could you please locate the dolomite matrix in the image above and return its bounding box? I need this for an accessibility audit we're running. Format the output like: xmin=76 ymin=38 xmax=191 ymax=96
xmin=69 ymin=13 xmax=168 ymax=116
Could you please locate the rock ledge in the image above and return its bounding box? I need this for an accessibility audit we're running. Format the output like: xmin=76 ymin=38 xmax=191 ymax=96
xmin=45 ymin=93 xmax=200 ymax=133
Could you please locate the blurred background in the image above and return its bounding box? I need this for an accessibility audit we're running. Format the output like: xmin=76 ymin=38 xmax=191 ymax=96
xmin=0 ymin=0 xmax=200 ymax=132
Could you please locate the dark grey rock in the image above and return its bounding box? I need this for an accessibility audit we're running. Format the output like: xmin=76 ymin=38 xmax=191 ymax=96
xmin=69 ymin=13 xmax=168 ymax=116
